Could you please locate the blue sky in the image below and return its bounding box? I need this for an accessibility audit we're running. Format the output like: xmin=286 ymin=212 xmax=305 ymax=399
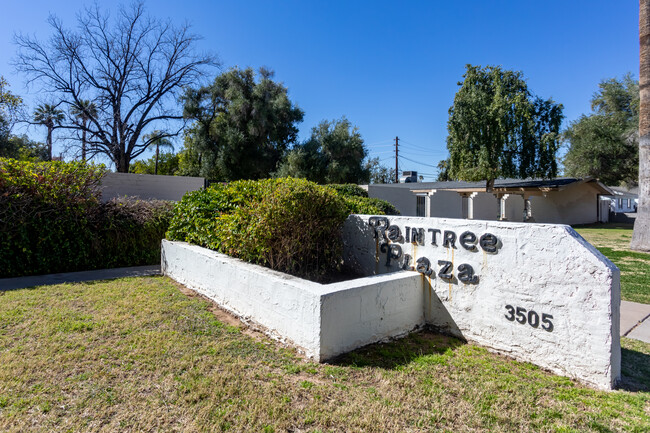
xmin=0 ymin=0 xmax=639 ymax=179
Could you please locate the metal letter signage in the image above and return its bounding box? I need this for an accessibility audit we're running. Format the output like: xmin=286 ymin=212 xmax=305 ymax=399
xmin=369 ymin=217 xmax=498 ymax=286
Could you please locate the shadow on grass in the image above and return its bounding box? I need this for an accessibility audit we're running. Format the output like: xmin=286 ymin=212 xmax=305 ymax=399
xmin=618 ymin=346 xmax=650 ymax=392
xmin=330 ymin=329 xmax=465 ymax=370
xmin=332 ymin=330 xmax=650 ymax=393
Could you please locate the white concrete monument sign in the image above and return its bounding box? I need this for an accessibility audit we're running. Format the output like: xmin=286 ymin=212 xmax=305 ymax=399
xmin=162 ymin=214 xmax=621 ymax=390
xmin=343 ymin=215 xmax=620 ymax=390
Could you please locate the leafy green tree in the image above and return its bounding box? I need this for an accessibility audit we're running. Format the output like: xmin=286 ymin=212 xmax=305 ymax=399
xmin=0 ymin=134 xmax=48 ymax=161
xmin=365 ymin=157 xmax=395 ymax=184
xmin=436 ymin=159 xmax=452 ymax=181
xmin=33 ymin=104 xmax=65 ymax=161
xmin=141 ymin=130 xmax=174 ymax=175
xmin=563 ymin=74 xmax=639 ymax=187
xmin=0 ymin=76 xmax=23 ymax=127
xmin=276 ymin=117 xmax=370 ymax=184
xmin=69 ymin=100 xmax=97 ymax=161
xmin=182 ymin=67 xmax=304 ymax=180
xmin=446 ymin=65 xmax=563 ymax=191
xmin=0 ymin=76 xmax=24 ymax=156
xmin=176 ymin=129 xmax=203 ymax=177
xmin=130 ymin=152 xmax=180 ymax=176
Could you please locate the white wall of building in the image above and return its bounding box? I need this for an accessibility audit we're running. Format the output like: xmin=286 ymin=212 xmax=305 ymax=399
xmin=367 ymin=185 xmax=416 ymax=216
xmin=529 ymin=183 xmax=599 ymax=225
xmin=503 ymin=194 xmax=525 ymax=222
xmin=101 ymin=172 xmax=205 ymax=202
xmin=470 ymin=192 xmax=498 ymax=221
xmin=429 ymin=190 xmax=463 ymax=218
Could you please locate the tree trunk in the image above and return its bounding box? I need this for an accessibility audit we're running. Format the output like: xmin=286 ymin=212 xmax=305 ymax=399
xmin=632 ymin=0 xmax=650 ymax=251
xmin=155 ymin=143 xmax=159 ymax=175
xmin=81 ymin=120 xmax=87 ymax=162
xmin=485 ymin=178 xmax=495 ymax=193
xmin=46 ymin=126 xmax=53 ymax=161
xmin=116 ymin=152 xmax=130 ymax=173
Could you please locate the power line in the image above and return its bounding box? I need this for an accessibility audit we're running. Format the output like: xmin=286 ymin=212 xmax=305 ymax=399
xmin=399 ymin=154 xmax=440 ymax=169
xmin=399 ymin=139 xmax=434 ymax=153
xmin=365 ymin=139 xmax=394 ymax=147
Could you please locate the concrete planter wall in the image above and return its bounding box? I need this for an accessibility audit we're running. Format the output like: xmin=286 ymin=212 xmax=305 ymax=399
xmin=161 ymin=240 xmax=425 ymax=361
xmin=162 ymin=214 xmax=620 ymax=390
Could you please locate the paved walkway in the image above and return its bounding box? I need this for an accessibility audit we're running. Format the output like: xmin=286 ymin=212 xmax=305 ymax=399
xmin=621 ymin=300 xmax=650 ymax=344
xmin=0 ymin=265 xmax=161 ymax=291
xmin=1 ymin=267 xmax=649 ymax=344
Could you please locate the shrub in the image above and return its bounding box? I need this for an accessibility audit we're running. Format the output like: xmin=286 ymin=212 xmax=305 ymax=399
xmin=342 ymin=196 xmax=400 ymax=216
xmin=96 ymin=198 xmax=175 ymax=269
xmin=0 ymin=158 xmax=174 ymax=278
xmin=325 ymin=183 xmax=399 ymax=216
xmin=168 ymin=178 xmax=349 ymax=280
xmin=327 ymin=183 xmax=369 ymax=198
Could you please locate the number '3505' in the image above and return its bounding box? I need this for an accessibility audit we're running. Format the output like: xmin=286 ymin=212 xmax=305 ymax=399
xmin=504 ymin=305 xmax=554 ymax=332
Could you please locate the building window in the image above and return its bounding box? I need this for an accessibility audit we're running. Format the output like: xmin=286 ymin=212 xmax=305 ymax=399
xmin=618 ymin=198 xmax=623 ymax=208
xmin=627 ymin=198 xmax=632 ymax=208
xmin=416 ymin=195 xmax=426 ymax=217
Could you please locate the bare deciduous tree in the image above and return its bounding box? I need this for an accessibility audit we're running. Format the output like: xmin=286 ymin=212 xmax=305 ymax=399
xmin=14 ymin=2 xmax=216 ymax=172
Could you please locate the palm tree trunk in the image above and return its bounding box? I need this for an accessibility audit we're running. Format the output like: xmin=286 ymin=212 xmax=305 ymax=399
xmin=155 ymin=143 xmax=159 ymax=175
xmin=46 ymin=126 xmax=53 ymax=161
xmin=632 ymin=0 xmax=650 ymax=251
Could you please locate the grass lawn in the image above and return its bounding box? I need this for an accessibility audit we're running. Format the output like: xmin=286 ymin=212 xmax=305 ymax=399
xmin=1 ymin=277 xmax=649 ymax=432
xmin=573 ymin=223 xmax=650 ymax=304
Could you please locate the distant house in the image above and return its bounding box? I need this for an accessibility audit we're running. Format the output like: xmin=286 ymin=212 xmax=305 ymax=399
xmin=362 ymin=177 xmax=613 ymax=225
xmin=605 ymin=186 xmax=638 ymax=214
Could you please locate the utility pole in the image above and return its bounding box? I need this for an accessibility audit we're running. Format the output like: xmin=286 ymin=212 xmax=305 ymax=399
xmin=394 ymin=136 xmax=399 ymax=183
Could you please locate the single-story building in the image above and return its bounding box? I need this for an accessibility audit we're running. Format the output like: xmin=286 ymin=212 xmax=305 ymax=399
xmin=362 ymin=177 xmax=613 ymax=225
xmin=605 ymin=186 xmax=638 ymax=213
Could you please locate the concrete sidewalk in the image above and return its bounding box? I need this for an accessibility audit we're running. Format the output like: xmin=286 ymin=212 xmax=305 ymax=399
xmin=0 ymin=265 xmax=161 ymax=291
xmin=1 ymin=266 xmax=649 ymax=344
xmin=621 ymin=300 xmax=650 ymax=344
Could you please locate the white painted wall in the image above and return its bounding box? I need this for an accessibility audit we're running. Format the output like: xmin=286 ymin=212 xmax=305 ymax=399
xmin=343 ymin=215 xmax=620 ymax=390
xmin=320 ymin=272 xmax=425 ymax=358
xmin=101 ymin=172 xmax=205 ymax=202
xmin=470 ymin=192 xmax=499 ymax=221
xmin=161 ymin=240 xmax=426 ymax=361
xmin=367 ymin=185 xmax=416 ymax=216
xmin=503 ymin=194 xmax=525 ymax=222
xmin=529 ymin=183 xmax=600 ymax=224
xmin=429 ymin=190 xmax=463 ymax=218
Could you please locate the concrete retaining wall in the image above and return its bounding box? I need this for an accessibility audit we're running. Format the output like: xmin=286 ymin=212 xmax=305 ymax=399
xmin=161 ymin=240 xmax=425 ymax=361
xmin=101 ymin=172 xmax=205 ymax=202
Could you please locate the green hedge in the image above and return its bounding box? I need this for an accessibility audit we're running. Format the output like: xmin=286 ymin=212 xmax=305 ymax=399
xmin=326 ymin=183 xmax=369 ymax=198
xmin=0 ymin=158 xmax=174 ymax=278
xmin=167 ymin=178 xmax=398 ymax=280
xmin=325 ymin=183 xmax=400 ymax=216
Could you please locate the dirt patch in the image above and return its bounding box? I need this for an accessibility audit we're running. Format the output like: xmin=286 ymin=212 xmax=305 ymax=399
xmin=171 ymin=279 xmax=303 ymax=352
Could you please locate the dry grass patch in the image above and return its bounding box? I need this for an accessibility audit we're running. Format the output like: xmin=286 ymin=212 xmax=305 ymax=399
xmin=1 ymin=276 xmax=649 ymax=432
